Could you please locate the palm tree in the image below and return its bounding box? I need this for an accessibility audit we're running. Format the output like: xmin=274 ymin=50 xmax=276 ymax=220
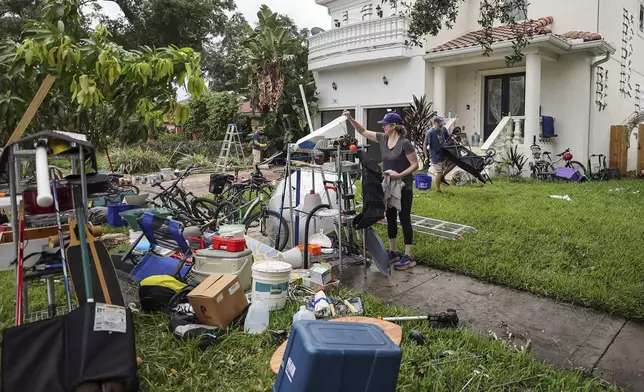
xmin=239 ymin=6 xmax=298 ymax=116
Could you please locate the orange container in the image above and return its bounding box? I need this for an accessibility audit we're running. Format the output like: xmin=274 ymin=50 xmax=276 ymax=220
xmin=297 ymin=244 xmax=322 ymax=256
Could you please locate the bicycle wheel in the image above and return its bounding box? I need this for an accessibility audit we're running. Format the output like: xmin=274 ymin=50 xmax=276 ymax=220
xmin=120 ymin=184 xmax=140 ymax=195
xmin=190 ymin=197 xmax=218 ymax=220
xmin=535 ymin=161 xmax=555 ymax=180
xmin=245 ymin=209 xmax=289 ymax=251
xmin=212 ymin=200 xmax=238 ymax=227
xmin=567 ymin=161 xmax=587 ymax=176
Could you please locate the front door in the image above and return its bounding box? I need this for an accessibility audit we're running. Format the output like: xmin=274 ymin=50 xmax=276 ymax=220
xmin=483 ymin=73 xmax=526 ymax=142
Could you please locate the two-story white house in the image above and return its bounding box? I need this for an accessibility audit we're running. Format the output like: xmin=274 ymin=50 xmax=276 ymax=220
xmin=309 ymin=0 xmax=644 ymax=173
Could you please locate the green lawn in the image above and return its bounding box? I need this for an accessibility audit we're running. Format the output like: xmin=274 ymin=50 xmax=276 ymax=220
xmin=404 ymin=179 xmax=644 ymax=319
xmin=0 ymin=269 xmax=617 ymax=391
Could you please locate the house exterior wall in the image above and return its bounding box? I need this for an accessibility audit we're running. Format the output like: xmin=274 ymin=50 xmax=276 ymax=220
xmin=590 ymin=0 xmax=644 ymax=170
xmin=315 ymin=57 xmax=427 ymax=115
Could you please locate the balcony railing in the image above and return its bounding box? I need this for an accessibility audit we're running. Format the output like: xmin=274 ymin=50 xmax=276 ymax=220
xmin=308 ymin=15 xmax=409 ymax=62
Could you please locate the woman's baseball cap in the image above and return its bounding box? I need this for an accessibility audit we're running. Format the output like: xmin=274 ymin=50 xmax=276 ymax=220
xmin=377 ymin=112 xmax=403 ymax=125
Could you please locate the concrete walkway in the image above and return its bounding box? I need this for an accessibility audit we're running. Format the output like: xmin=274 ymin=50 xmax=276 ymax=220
xmin=341 ymin=264 xmax=643 ymax=390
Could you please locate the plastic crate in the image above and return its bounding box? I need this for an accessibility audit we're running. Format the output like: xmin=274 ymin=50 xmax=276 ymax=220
xmin=107 ymin=204 xmax=140 ymax=227
xmin=118 ymin=208 xmax=171 ymax=231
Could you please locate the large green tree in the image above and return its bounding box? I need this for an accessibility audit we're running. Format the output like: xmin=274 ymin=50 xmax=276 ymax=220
xmin=88 ymin=0 xmax=235 ymax=52
xmin=200 ymin=12 xmax=251 ymax=92
xmin=386 ymin=0 xmax=531 ymax=65
xmin=0 ymin=0 xmax=207 ymax=147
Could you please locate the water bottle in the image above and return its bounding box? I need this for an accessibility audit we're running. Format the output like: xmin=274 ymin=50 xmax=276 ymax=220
xmin=472 ymin=132 xmax=481 ymax=147
xmin=292 ymin=305 xmax=316 ymax=324
xmin=244 ymin=301 xmax=270 ymax=334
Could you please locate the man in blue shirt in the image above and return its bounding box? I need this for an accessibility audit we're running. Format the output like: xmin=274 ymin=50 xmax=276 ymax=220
xmin=252 ymin=126 xmax=267 ymax=169
xmin=424 ymin=117 xmax=454 ymax=192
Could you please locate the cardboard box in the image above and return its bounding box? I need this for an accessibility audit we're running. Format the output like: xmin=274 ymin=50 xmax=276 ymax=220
xmin=310 ymin=264 xmax=332 ymax=285
xmin=188 ymin=273 xmax=248 ymax=327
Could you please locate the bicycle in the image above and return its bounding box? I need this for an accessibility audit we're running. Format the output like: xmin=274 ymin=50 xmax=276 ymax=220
xmin=150 ymin=165 xmax=218 ymax=223
xmin=586 ymin=154 xmax=609 ymax=181
xmin=213 ymin=189 xmax=288 ymax=251
xmin=529 ymin=138 xmax=587 ymax=179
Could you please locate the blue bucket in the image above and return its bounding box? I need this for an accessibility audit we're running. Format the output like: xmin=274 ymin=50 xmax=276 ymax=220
xmin=415 ymin=174 xmax=432 ymax=190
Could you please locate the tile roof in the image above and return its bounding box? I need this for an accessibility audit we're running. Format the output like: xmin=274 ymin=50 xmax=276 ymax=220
xmin=427 ymin=16 xmax=602 ymax=53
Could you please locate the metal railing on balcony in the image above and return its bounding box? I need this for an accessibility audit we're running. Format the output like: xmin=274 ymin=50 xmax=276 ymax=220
xmin=308 ymin=15 xmax=409 ymax=61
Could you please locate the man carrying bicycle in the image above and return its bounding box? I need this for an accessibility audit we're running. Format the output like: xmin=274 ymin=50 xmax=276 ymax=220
xmin=252 ymin=126 xmax=267 ymax=169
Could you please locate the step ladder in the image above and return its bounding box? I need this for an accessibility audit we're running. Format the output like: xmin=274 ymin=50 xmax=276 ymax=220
xmin=215 ymin=123 xmax=247 ymax=170
xmin=380 ymin=215 xmax=477 ymax=241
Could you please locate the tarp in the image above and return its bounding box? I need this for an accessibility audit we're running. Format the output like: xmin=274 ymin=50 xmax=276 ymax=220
xmin=295 ymin=116 xmax=349 ymax=149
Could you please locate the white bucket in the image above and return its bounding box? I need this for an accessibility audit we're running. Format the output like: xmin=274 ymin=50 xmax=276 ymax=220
xmin=251 ymin=261 xmax=292 ymax=311
xmin=160 ymin=168 xmax=173 ymax=181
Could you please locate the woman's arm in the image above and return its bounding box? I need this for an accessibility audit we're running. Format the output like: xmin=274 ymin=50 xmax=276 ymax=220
xmin=343 ymin=110 xmax=378 ymax=143
xmin=393 ymin=152 xmax=419 ymax=179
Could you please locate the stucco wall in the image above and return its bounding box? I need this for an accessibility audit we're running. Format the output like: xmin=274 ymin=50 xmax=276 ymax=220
xmin=314 ymin=57 xmax=427 ymax=114
xmin=591 ymin=0 xmax=644 ymax=170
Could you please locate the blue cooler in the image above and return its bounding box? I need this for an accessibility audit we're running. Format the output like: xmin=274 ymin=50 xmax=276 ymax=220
xmin=273 ymin=320 xmax=401 ymax=392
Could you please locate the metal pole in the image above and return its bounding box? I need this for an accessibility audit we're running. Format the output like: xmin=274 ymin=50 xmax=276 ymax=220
xmin=299 ymin=84 xmax=314 ymax=135
xmin=287 ymin=146 xmax=295 ymax=249
xmin=78 ymin=146 xmax=89 ymax=219
xmin=336 ymin=144 xmax=343 ymax=276
xmin=8 ymin=152 xmax=19 ymax=259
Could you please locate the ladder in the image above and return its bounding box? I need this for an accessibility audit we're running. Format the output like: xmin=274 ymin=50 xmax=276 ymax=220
xmin=380 ymin=215 xmax=477 ymax=241
xmin=215 ymin=123 xmax=247 ymax=170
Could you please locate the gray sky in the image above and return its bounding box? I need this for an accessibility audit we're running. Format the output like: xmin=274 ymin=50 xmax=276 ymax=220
xmin=96 ymin=0 xmax=331 ymax=29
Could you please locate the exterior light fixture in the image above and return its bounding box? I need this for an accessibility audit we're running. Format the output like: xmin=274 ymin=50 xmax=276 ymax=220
xmin=382 ymin=76 xmax=388 ymax=85
xmin=332 ymin=82 xmax=337 ymax=90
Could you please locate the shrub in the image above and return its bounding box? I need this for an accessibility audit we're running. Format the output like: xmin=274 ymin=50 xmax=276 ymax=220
xmin=106 ymin=147 xmax=168 ymax=174
xmin=176 ymin=154 xmax=214 ymax=170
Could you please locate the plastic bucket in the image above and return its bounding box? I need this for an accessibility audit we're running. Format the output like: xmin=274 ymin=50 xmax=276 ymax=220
xmin=251 ymin=261 xmax=292 ymax=311
xmin=414 ymin=174 xmax=432 ymax=190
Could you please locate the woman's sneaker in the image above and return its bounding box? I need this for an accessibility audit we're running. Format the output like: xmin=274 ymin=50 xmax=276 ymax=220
xmin=394 ymin=255 xmax=417 ymax=271
xmin=387 ymin=250 xmax=400 ymax=263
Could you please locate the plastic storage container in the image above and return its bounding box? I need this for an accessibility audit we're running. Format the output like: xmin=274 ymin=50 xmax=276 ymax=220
xmin=414 ymin=174 xmax=432 ymax=190
xmin=211 ymin=236 xmax=246 ymax=252
xmin=107 ymin=203 xmax=140 ymax=227
xmin=244 ymin=301 xmax=270 ymax=334
xmin=191 ymin=248 xmax=253 ymax=291
xmin=273 ymin=320 xmax=402 ymax=392
xmin=119 ymin=208 xmax=172 ymax=231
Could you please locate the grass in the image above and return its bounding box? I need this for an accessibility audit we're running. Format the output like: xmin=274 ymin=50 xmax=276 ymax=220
xmin=402 ymin=178 xmax=644 ymax=319
xmin=0 ymin=270 xmax=618 ymax=391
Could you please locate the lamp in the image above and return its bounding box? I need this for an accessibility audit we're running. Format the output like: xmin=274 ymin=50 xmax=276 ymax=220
xmin=382 ymin=76 xmax=388 ymax=85
xmin=332 ymin=82 xmax=337 ymax=90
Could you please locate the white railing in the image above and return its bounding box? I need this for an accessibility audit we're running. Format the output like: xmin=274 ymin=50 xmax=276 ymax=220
xmin=481 ymin=116 xmax=525 ymax=157
xmin=308 ymin=15 xmax=409 ymax=61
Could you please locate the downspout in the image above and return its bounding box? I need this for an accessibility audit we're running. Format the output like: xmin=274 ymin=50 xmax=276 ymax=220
xmin=587 ymin=0 xmax=608 ymax=159
xmin=588 ymin=52 xmax=610 ymax=159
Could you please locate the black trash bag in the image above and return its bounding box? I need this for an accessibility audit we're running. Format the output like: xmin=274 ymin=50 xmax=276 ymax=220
xmin=1 ymin=303 xmax=138 ymax=392
xmin=354 ymin=149 xmax=386 ymax=230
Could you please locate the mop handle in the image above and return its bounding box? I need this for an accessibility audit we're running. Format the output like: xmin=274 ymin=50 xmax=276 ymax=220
xmin=51 ymin=168 xmax=73 ymax=312
xmin=380 ymin=315 xmax=428 ymax=322
xmin=73 ymin=187 xmax=94 ymax=303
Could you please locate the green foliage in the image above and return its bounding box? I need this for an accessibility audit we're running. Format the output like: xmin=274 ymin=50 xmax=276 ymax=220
xmin=0 ymin=0 xmax=208 ymax=144
xmin=183 ymin=92 xmax=241 ymax=140
xmin=145 ymin=139 xmax=223 ymax=160
xmin=156 ymin=130 xmax=189 ymax=143
xmin=384 ymin=0 xmax=531 ymax=66
xmin=89 ymin=0 xmax=235 ymax=52
xmin=403 ymin=94 xmax=436 ymax=155
xmin=176 ymin=153 xmax=213 ymax=170
xmin=106 ymin=146 xmax=167 ymax=173
xmin=201 ymin=12 xmax=251 ymax=91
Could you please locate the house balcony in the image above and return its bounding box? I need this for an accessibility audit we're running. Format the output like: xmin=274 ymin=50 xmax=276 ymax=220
xmin=308 ymin=15 xmax=413 ymax=71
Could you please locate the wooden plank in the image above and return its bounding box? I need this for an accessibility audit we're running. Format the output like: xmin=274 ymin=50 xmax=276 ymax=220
xmin=610 ymin=125 xmax=628 ymax=175
xmin=0 ymin=224 xmax=69 ymax=244
xmin=6 ymin=74 xmax=56 ymax=145
xmin=638 ymin=125 xmax=644 ymax=175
